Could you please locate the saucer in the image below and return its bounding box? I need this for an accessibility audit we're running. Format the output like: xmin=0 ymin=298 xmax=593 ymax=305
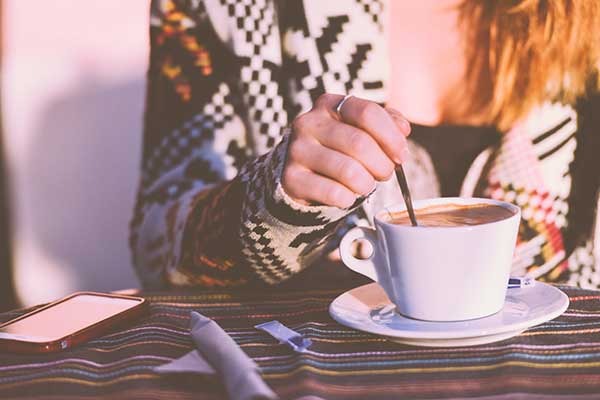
xmin=329 ymin=282 xmax=569 ymax=347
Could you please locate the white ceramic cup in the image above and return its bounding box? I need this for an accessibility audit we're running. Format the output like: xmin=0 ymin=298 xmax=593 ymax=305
xmin=339 ymin=197 xmax=521 ymax=322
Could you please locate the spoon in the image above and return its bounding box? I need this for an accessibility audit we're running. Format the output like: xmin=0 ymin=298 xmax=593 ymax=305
xmin=395 ymin=165 xmax=418 ymax=226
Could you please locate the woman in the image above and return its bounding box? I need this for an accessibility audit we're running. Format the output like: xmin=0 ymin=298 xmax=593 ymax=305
xmin=131 ymin=0 xmax=600 ymax=289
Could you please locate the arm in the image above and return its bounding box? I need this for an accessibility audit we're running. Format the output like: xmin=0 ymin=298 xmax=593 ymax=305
xmin=131 ymin=1 xmax=352 ymax=288
xmin=565 ymin=93 xmax=600 ymax=288
xmin=130 ymin=0 xmax=247 ymax=288
xmin=495 ymin=96 xmax=600 ymax=286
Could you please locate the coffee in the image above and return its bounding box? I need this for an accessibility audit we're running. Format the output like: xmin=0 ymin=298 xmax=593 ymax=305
xmin=387 ymin=203 xmax=515 ymax=227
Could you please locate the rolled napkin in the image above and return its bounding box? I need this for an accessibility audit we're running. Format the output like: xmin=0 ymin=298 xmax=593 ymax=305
xmin=154 ymin=311 xmax=277 ymax=400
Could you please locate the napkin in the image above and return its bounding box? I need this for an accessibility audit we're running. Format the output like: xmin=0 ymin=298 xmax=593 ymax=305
xmin=154 ymin=311 xmax=277 ymax=400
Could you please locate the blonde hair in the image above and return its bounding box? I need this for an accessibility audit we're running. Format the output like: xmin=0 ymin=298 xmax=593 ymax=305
xmin=458 ymin=0 xmax=600 ymax=131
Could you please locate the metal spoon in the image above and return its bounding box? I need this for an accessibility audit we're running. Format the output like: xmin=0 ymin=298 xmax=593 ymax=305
xmin=395 ymin=165 xmax=418 ymax=226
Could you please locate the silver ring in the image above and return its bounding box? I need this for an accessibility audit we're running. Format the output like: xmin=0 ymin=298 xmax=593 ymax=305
xmin=335 ymin=94 xmax=353 ymax=118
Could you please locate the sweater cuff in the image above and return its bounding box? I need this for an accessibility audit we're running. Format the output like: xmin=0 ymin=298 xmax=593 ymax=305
xmin=237 ymin=127 xmax=371 ymax=284
xmin=272 ymin=181 xmax=355 ymax=224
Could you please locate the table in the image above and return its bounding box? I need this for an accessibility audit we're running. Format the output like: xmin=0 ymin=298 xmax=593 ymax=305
xmin=2 ymin=263 xmax=600 ymax=399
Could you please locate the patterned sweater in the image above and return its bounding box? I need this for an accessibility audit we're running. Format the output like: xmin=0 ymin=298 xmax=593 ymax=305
xmin=131 ymin=0 xmax=600 ymax=289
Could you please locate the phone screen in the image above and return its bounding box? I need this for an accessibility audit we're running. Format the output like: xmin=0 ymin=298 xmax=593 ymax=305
xmin=0 ymin=294 xmax=142 ymax=342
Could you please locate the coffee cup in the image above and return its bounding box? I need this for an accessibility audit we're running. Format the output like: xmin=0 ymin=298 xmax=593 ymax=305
xmin=339 ymin=197 xmax=521 ymax=321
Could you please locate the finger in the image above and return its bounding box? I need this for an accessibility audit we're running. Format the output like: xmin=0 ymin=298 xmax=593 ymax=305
xmin=289 ymin=138 xmax=376 ymax=195
xmin=336 ymin=96 xmax=409 ymax=164
xmin=314 ymin=94 xmax=411 ymax=138
xmin=385 ymin=107 xmax=412 ymax=137
xmin=283 ymin=164 xmax=357 ymax=209
xmin=312 ymin=119 xmax=395 ymax=181
xmin=340 ymin=97 xmax=409 ymax=163
xmin=314 ymin=94 xmax=408 ymax=129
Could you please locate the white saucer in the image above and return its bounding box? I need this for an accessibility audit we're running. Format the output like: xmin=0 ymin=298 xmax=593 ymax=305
xmin=329 ymin=282 xmax=569 ymax=347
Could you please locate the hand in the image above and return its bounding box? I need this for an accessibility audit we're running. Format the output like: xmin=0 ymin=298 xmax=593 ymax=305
xmin=282 ymin=94 xmax=411 ymax=209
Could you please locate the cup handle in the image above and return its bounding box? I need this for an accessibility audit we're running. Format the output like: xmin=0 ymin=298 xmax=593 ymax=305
xmin=339 ymin=226 xmax=380 ymax=282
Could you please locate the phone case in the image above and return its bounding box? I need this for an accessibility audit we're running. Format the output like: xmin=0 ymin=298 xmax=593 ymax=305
xmin=0 ymin=292 xmax=147 ymax=353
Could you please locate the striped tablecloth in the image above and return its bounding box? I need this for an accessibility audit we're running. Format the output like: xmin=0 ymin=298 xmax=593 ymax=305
xmin=2 ymin=265 xmax=600 ymax=400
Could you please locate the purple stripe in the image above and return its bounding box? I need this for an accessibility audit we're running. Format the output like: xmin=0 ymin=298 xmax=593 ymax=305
xmin=102 ymin=325 xmax=188 ymax=339
xmin=254 ymin=342 xmax=600 ymax=361
xmin=0 ymin=355 xmax=171 ymax=372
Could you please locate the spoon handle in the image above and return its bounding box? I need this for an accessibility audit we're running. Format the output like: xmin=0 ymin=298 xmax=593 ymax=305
xmin=395 ymin=165 xmax=418 ymax=226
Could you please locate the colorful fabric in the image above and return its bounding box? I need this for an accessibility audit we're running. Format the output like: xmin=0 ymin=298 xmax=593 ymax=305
xmin=132 ymin=0 xmax=599 ymax=289
xmin=3 ymin=274 xmax=600 ymax=399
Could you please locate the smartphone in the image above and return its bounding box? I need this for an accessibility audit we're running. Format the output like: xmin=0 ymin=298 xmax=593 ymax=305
xmin=0 ymin=292 xmax=147 ymax=353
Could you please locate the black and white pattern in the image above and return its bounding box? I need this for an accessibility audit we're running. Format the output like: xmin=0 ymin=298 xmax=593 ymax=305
xmin=282 ymin=0 xmax=387 ymax=115
xmin=142 ymin=83 xmax=244 ymax=188
xmin=527 ymin=104 xmax=578 ymax=230
xmin=210 ymin=0 xmax=289 ymax=151
xmin=356 ymin=0 xmax=384 ymax=30
xmin=568 ymin=240 xmax=600 ymax=288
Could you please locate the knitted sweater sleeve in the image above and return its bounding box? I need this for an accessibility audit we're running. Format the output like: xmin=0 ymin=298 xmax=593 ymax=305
xmin=130 ymin=0 xmax=364 ymax=288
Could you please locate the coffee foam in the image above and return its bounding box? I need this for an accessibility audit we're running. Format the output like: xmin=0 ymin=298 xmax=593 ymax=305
xmin=385 ymin=203 xmax=515 ymax=227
